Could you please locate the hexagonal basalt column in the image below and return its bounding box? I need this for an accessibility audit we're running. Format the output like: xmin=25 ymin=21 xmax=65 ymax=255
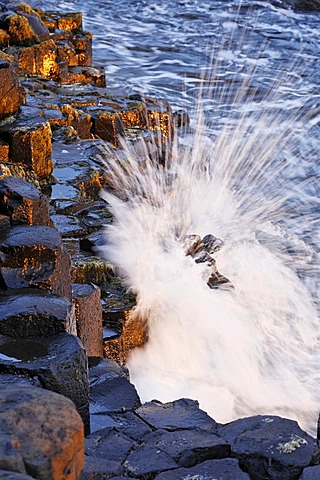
xmin=0 ymin=61 xmax=20 ymax=120
xmin=0 ymin=291 xmax=76 ymax=337
xmin=0 ymin=332 xmax=90 ymax=435
xmin=72 ymin=283 xmax=103 ymax=359
xmin=0 ymin=176 xmax=51 ymax=227
xmin=0 ymin=225 xmax=72 ymax=300
xmin=0 ymin=385 xmax=84 ymax=479
xmin=7 ymin=40 xmax=60 ymax=79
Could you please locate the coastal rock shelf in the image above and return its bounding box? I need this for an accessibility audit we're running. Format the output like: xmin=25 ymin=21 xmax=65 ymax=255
xmin=0 ymin=2 xmax=318 ymax=479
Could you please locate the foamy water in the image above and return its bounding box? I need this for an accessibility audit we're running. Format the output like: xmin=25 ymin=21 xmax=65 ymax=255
xmin=45 ymin=0 xmax=317 ymax=435
xmin=100 ymin=67 xmax=320 ymax=434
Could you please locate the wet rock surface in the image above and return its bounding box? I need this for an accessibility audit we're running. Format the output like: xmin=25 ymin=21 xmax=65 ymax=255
xmin=0 ymin=225 xmax=72 ymax=299
xmin=135 ymin=398 xmax=218 ymax=431
xmin=0 ymin=3 xmax=318 ymax=480
xmin=83 ymin=385 xmax=320 ymax=479
xmin=0 ymin=176 xmax=51 ymax=226
xmin=0 ymin=291 xmax=75 ymax=337
xmin=154 ymin=458 xmax=251 ymax=479
xmin=183 ymin=233 xmax=231 ymax=289
xmin=218 ymin=415 xmax=320 ymax=480
xmin=0 ymin=332 xmax=90 ymax=434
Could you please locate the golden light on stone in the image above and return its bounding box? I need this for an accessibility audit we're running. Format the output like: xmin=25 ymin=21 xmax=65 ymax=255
xmin=57 ymin=13 xmax=83 ymax=32
xmin=104 ymin=311 xmax=148 ymax=365
xmin=147 ymin=111 xmax=173 ymax=138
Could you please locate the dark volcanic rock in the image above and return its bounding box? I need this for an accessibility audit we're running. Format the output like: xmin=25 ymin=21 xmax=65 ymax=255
xmin=0 ymin=225 xmax=72 ymax=299
xmin=141 ymin=427 xmax=231 ymax=467
xmin=135 ymin=398 xmax=218 ymax=431
xmin=0 ymin=176 xmax=50 ymax=226
xmin=0 ymin=471 xmax=36 ymax=480
xmin=86 ymin=106 xmax=125 ymax=146
xmin=290 ymin=0 xmax=320 ymax=10
xmin=90 ymin=375 xmax=141 ymax=414
xmin=123 ymin=444 xmax=178 ymax=477
xmin=72 ymin=283 xmax=103 ymax=358
xmin=85 ymin=428 xmax=134 ymax=463
xmin=299 ymin=464 xmax=320 ymax=479
xmin=0 ymin=373 xmax=40 ymax=387
xmin=154 ymin=458 xmax=251 ymax=479
xmin=90 ymin=411 xmax=152 ymax=438
xmin=82 ymin=455 xmax=123 ymax=480
xmin=0 ymin=385 xmax=84 ymax=480
xmin=0 ymin=332 xmax=90 ymax=434
xmin=0 ymin=292 xmax=75 ymax=337
xmin=218 ymin=415 xmax=319 ymax=480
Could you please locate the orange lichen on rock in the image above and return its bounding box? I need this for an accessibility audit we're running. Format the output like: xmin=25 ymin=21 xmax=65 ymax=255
xmin=0 ymin=385 xmax=84 ymax=479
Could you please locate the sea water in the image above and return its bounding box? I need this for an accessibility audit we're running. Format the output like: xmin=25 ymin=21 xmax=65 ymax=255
xmin=30 ymin=0 xmax=320 ymax=433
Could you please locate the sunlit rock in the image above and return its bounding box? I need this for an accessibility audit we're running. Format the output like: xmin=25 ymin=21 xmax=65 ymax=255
xmin=8 ymin=39 xmax=59 ymax=79
xmin=89 ymin=108 xmax=124 ymax=146
xmin=72 ymin=283 xmax=103 ymax=358
xmin=61 ymin=66 xmax=106 ymax=88
xmin=145 ymin=97 xmax=174 ymax=138
xmin=0 ymin=61 xmax=20 ymax=120
xmin=0 ymin=29 xmax=10 ymax=48
xmin=0 ymin=225 xmax=72 ymax=300
xmin=39 ymin=11 xmax=83 ymax=32
xmin=60 ymin=105 xmax=92 ymax=139
xmin=4 ymin=116 xmax=53 ymax=179
xmin=0 ymin=176 xmax=51 ymax=226
xmin=0 ymin=385 xmax=84 ymax=479
xmin=3 ymin=14 xmax=39 ymax=47
xmin=0 ymin=140 xmax=9 ymax=163
xmin=72 ymin=31 xmax=93 ymax=66
xmin=71 ymin=254 xmax=115 ymax=286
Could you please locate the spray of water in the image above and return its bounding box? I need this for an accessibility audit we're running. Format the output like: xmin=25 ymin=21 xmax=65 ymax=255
xmin=99 ymin=30 xmax=320 ymax=435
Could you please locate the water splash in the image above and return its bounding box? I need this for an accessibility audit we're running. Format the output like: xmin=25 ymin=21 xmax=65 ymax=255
xmin=100 ymin=35 xmax=320 ymax=435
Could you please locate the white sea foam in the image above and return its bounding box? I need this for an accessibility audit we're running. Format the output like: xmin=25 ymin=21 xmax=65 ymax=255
xmin=99 ymin=25 xmax=320 ymax=435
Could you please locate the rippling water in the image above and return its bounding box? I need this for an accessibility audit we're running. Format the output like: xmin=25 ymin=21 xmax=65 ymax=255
xmin=30 ymin=0 xmax=320 ymax=432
